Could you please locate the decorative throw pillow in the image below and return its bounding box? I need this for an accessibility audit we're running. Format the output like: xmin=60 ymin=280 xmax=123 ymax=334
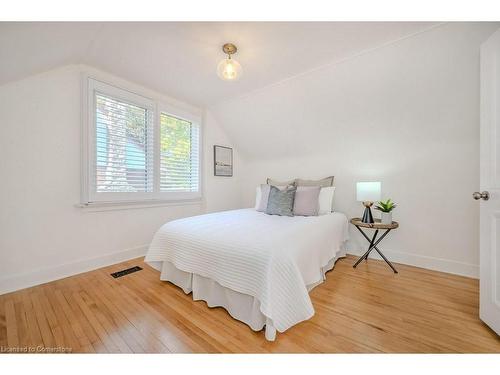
xmin=266 ymin=185 xmax=297 ymax=216
xmin=256 ymin=184 xmax=294 ymax=212
xmin=293 ymin=186 xmax=321 ymax=216
xmin=266 ymin=178 xmax=296 ymax=186
xmin=296 ymin=176 xmax=334 ymax=187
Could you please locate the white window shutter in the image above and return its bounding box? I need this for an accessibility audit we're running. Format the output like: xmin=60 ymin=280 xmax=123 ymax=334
xmin=160 ymin=113 xmax=200 ymax=193
xmin=94 ymin=93 xmax=154 ymax=194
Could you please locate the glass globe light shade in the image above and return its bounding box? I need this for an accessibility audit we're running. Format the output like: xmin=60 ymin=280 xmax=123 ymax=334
xmin=217 ymin=57 xmax=242 ymax=81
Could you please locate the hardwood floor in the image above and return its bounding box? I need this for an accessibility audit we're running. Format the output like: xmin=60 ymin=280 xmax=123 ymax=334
xmin=0 ymin=255 xmax=499 ymax=353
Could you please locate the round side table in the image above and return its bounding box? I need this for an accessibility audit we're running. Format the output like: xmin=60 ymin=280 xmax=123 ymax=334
xmin=350 ymin=218 xmax=399 ymax=273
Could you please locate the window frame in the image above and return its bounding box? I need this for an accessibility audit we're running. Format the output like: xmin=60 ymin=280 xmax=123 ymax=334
xmin=81 ymin=75 xmax=203 ymax=206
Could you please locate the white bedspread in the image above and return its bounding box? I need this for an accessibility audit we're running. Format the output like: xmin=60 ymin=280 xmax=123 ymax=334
xmin=145 ymin=208 xmax=349 ymax=333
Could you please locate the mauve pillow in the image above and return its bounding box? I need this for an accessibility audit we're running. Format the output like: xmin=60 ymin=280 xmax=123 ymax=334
xmin=293 ymin=186 xmax=321 ymax=216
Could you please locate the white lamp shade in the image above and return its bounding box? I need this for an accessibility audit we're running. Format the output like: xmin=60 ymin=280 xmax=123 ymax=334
xmin=356 ymin=182 xmax=381 ymax=202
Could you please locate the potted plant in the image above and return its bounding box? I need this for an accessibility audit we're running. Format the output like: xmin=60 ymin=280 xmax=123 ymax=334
xmin=374 ymin=199 xmax=396 ymax=224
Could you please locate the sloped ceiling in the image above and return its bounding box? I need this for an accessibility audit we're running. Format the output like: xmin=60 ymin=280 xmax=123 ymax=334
xmin=0 ymin=22 xmax=440 ymax=106
xmin=209 ymin=22 xmax=500 ymax=160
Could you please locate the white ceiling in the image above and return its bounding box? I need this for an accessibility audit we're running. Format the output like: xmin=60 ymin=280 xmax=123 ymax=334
xmin=0 ymin=22 xmax=440 ymax=106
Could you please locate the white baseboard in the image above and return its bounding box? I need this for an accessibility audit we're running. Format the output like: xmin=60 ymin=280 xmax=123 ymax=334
xmin=0 ymin=245 xmax=148 ymax=295
xmin=0 ymin=245 xmax=478 ymax=295
xmin=347 ymin=248 xmax=479 ymax=279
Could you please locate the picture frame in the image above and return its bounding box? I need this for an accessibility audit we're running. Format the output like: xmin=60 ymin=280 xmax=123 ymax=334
xmin=213 ymin=145 xmax=233 ymax=177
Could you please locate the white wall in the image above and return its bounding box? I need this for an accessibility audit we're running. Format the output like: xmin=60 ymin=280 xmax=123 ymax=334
xmin=0 ymin=65 xmax=241 ymax=294
xmin=210 ymin=23 xmax=500 ymax=278
xmin=203 ymin=110 xmax=244 ymax=213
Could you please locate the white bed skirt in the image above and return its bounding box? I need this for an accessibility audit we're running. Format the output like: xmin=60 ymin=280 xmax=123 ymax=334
xmin=147 ymin=248 xmax=346 ymax=341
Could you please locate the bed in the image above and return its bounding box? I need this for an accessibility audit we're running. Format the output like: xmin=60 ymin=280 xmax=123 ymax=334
xmin=145 ymin=208 xmax=349 ymax=341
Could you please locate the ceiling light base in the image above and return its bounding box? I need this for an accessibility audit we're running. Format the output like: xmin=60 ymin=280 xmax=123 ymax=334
xmin=222 ymin=43 xmax=237 ymax=55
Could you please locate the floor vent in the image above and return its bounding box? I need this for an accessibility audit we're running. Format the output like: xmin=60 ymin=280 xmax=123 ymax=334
xmin=111 ymin=266 xmax=143 ymax=278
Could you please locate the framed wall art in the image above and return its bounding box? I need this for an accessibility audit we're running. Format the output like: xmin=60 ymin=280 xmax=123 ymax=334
xmin=213 ymin=145 xmax=233 ymax=177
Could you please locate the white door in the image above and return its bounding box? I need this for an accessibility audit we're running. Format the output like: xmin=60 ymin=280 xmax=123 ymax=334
xmin=479 ymin=28 xmax=500 ymax=335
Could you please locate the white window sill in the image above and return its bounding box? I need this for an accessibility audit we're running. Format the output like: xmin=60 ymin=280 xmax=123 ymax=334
xmin=76 ymin=198 xmax=203 ymax=212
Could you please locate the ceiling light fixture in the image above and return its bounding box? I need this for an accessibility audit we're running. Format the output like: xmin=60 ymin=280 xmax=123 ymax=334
xmin=217 ymin=43 xmax=242 ymax=81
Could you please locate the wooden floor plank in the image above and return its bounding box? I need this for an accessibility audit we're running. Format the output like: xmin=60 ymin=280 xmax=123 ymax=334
xmin=20 ymin=289 xmax=43 ymax=350
xmin=60 ymin=278 xmax=107 ymax=353
xmin=13 ymin=296 xmax=30 ymax=348
xmin=41 ymin=285 xmax=81 ymax=352
xmin=4 ymin=299 xmax=19 ymax=348
xmin=88 ymin=274 xmax=170 ymax=353
xmin=0 ymin=295 xmax=7 ymax=349
xmin=117 ymin=262 xmax=265 ymax=353
xmin=53 ymin=289 xmax=94 ymax=353
xmin=77 ymin=273 xmax=147 ymax=353
xmin=0 ymin=255 xmax=499 ymax=353
xmin=74 ymin=289 xmax=129 ymax=353
xmin=30 ymin=292 xmax=56 ymax=349
xmin=95 ymin=268 xmax=208 ymax=353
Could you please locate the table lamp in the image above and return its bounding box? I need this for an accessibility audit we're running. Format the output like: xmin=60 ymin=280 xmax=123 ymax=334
xmin=356 ymin=182 xmax=381 ymax=224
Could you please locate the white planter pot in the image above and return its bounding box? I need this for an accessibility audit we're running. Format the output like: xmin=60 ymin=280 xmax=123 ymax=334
xmin=381 ymin=212 xmax=392 ymax=224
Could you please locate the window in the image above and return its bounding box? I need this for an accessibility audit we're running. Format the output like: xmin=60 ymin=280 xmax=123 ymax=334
xmin=83 ymin=77 xmax=201 ymax=205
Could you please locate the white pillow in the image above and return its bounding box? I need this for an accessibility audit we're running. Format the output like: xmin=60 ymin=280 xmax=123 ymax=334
xmin=255 ymin=186 xmax=262 ymax=209
xmin=318 ymin=186 xmax=336 ymax=215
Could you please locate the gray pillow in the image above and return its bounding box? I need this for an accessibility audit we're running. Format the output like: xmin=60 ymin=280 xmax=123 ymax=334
xmin=257 ymin=184 xmax=294 ymax=212
xmin=266 ymin=178 xmax=296 ymax=186
xmin=296 ymin=176 xmax=334 ymax=187
xmin=266 ymin=185 xmax=297 ymax=216
xmin=293 ymin=186 xmax=321 ymax=216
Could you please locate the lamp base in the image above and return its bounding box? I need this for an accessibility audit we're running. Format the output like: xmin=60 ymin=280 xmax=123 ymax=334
xmin=361 ymin=205 xmax=374 ymax=224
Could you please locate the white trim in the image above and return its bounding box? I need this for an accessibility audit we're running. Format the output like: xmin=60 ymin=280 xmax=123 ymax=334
xmin=0 ymin=245 xmax=148 ymax=295
xmin=75 ymin=198 xmax=202 ymax=212
xmin=90 ymin=77 xmax=156 ymax=108
xmin=80 ymin=71 xmax=90 ymax=205
xmin=80 ymin=65 xmax=202 ymax=116
xmin=347 ymin=248 xmax=479 ymax=279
